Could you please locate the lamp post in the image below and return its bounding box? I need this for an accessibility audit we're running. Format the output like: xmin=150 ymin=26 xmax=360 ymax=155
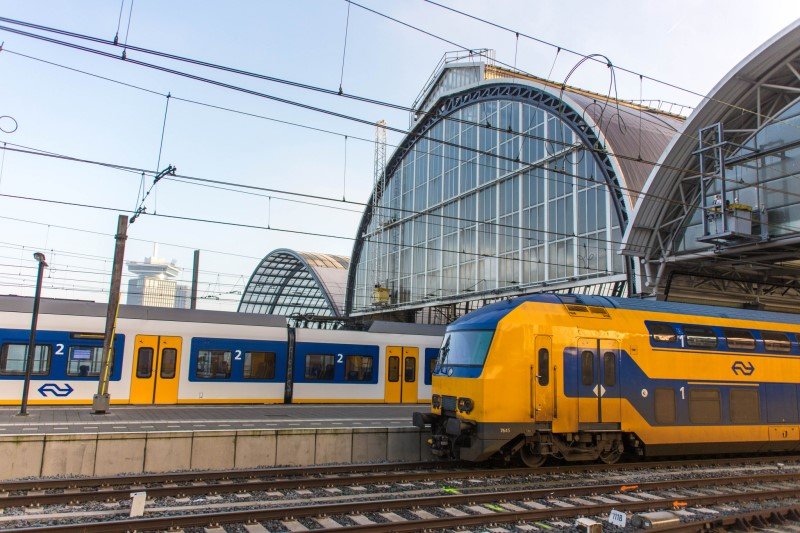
xmin=19 ymin=252 xmax=47 ymax=416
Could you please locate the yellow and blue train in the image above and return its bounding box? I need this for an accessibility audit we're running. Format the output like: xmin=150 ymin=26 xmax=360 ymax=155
xmin=414 ymin=294 xmax=800 ymax=465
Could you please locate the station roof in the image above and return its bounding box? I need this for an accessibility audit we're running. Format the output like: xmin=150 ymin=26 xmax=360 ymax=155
xmin=239 ymin=249 xmax=350 ymax=318
xmin=621 ymin=19 xmax=800 ymax=258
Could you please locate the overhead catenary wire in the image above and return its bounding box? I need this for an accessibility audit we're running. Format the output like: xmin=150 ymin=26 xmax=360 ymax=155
xmin=4 ymin=135 xmax=800 ymax=249
xmin=0 ymin=26 xmax=797 ymax=259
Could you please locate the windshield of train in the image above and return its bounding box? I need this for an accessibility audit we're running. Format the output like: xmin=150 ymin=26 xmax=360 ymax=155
xmin=436 ymin=330 xmax=494 ymax=370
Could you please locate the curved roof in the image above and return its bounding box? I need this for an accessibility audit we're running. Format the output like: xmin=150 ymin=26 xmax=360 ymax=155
xmin=345 ymin=70 xmax=682 ymax=316
xmin=621 ymin=19 xmax=800 ymax=258
xmin=238 ymin=249 xmax=350 ymax=318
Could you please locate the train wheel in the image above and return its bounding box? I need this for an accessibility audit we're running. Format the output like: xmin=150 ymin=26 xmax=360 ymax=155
xmin=519 ymin=444 xmax=547 ymax=468
xmin=599 ymin=448 xmax=622 ymax=465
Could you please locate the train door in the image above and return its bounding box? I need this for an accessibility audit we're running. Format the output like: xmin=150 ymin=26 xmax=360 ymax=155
xmin=532 ymin=335 xmax=553 ymax=421
xmin=384 ymin=346 xmax=418 ymax=403
xmin=401 ymin=347 xmax=419 ymax=403
xmin=130 ymin=335 xmax=182 ymax=404
xmin=577 ymin=338 xmax=621 ymax=427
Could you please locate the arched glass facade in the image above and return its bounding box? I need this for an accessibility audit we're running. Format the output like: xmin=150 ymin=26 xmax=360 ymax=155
xmin=238 ymin=250 xmax=349 ymax=318
xmin=350 ymin=90 xmax=626 ymax=315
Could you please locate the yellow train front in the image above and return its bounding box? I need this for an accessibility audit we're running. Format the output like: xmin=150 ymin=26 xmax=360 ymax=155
xmin=413 ymin=294 xmax=800 ymax=465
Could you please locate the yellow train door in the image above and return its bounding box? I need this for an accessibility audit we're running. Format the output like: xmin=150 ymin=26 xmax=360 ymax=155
xmin=385 ymin=346 xmax=418 ymax=403
xmin=130 ymin=335 xmax=182 ymax=404
xmin=385 ymin=346 xmax=402 ymax=403
xmin=401 ymin=347 xmax=419 ymax=403
xmin=577 ymin=337 xmax=621 ymax=427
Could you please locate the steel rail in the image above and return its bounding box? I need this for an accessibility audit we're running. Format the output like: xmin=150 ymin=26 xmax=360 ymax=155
xmin=654 ymin=504 xmax=800 ymax=532
xmin=5 ymin=471 xmax=800 ymax=532
xmin=3 ymin=455 xmax=798 ymax=509
xmin=3 ymin=453 xmax=798 ymax=493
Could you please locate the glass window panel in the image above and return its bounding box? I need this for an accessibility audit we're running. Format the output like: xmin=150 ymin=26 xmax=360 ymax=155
xmin=160 ymin=348 xmax=177 ymax=379
xmin=305 ymin=354 xmax=334 ymax=380
xmin=345 ymin=355 xmax=373 ymax=381
xmin=136 ymin=347 xmax=153 ymax=378
xmin=67 ymin=346 xmax=106 ymax=377
xmin=763 ymin=331 xmax=791 ymax=353
xmin=195 ymin=350 xmax=231 ymax=379
xmin=0 ymin=344 xmax=51 ymax=375
xmin=404 ymin=356 xmax=416 ymax=382
xmin=684 ymin=325 xmax=718 ymax=349
xmin=537 ymin=348 xmax=549 ymax=386
xmin=581 ymin=350 xmax=594 ymax=386
xmin=388 ymin=356 xmax=400 ymax=382
xmin=244 ymin=351 xmax=276 ymax=379
xmin=723 ymin=328 xmax=756 ymax=351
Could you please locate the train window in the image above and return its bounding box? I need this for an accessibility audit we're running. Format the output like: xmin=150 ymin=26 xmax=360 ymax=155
xmin=0 ymin=344 xmax=51 ymax=375
xmin=428 ymin=356 xmax=437 ymax=377
xmin=345 ymin=355 xmax=373 ymax=381
xmin=136 ymin=347 xmax=153 ymax=378
xmin=304 ymin=354 xmax=334 ymax=380
xmin=763 ymin=331 xmax=791 ymax=353
xmin=654 ymin=388 xmax=676 ymax=424
xmin=67 ymin=346 xmax=105 ymax=376
xmin=196 ymin=350 xmax=231 ymax=379
xmin=244 ymin=351 xmax=275 ymax=380
xmin=730 ymin=388 xmax=760 ymax=423
xmin=647 ymin=323 xmax=677 ymax=344
xmin=388 ymin=356 xmax=400 ymax=382
xmin=603 ymin=352 xmax=616 ymax=387
xmin=689 ymin=388 xmax=721 ymax=423
xmin=160 ymin=348 xmax=177 ymax=379
xmin=723 ymin=328 xmax=755 ymax=351
xmin=683 ymin=325 xmax=718 ymax=349
xmin=404 ymin=357 xmax=416 ymax=383
xmin=581 ymin=350 xmax=594 ymax=386
xmin=537 ymin=348 xmax=549 ymax=386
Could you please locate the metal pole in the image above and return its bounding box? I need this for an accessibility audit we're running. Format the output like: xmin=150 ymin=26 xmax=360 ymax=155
xmin=190 ymin=249 xmax=199 ymax=310
xmin=92 ymin=215 xmax=128 ymax=414
xmin=18 ymin=253 xmax=47 ymax=416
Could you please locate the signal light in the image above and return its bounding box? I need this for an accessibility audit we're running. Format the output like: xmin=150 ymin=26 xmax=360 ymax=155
xmin=431 ymin=394 xmax=441 ymax=409
xmin=457 ymin=397 xmax=474 ymax=413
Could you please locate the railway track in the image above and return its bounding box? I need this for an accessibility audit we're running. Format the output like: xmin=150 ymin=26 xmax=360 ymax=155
xmin=4 ymin=453 xmax=799 ymax=508
xmin=3 ymin=467 xmax=800 ymax=532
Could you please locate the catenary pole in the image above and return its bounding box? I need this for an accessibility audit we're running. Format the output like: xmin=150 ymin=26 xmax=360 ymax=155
xmin=92 ymin=214 xmax=128 ymax=414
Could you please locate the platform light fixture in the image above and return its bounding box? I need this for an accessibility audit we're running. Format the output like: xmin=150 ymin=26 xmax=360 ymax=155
xmin=18 ymin=252 xmax=47 ymax=417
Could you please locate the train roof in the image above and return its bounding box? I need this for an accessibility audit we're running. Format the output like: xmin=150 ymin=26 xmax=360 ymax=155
xmin=448 ymin=293 xmax=800 ymax=331
xmin=0 ymin=295 xmax=287 ymax=327
xmin=367 ymin=320 xmax=446 ymax=337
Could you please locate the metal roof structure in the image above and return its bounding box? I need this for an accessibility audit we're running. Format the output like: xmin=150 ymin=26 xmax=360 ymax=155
xmin=346 ymin=55 xmax=683 ymax=322
xmin=238 ymin=249 xmax=350 ymax=319
xmin=620 ymin=19 xmax=800 ymax=312
xmin=0 ymin=294 xmax=286 ymax=327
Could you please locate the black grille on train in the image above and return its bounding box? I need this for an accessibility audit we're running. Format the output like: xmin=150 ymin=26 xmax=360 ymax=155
xmin=442 ymin=395 xmax=457 ymax=412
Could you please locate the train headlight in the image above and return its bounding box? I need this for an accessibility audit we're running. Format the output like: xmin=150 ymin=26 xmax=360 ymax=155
xmin=457 ymin=397 xmax=474 ymax=413
xmin=431 ymin=394 xmax=441 ymax=409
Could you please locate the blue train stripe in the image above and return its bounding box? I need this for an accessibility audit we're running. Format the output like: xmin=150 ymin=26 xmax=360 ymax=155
xmin=561 ymin=348 xmax=800 ymax=426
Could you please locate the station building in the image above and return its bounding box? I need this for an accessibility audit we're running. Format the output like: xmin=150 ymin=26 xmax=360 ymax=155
xmin=621 ymin=20 xmax=800 ymax=313
xmin=344 ymin=54 xmax=683 ymax=323
xmin=241 ymin=20 xmax=800 ymax=323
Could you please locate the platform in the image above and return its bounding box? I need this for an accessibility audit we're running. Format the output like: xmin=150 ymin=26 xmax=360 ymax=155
xmin=0 ymin=405 xmax=434 ymax=481
xmin=0 ymin=404 xmax=421 ymax=434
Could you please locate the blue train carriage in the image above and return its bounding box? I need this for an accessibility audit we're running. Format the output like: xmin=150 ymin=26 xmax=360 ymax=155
xmin=0 ymin=296 xmax=125 ymax=405
xmin=414 ymin=294 xmax=800 ymax=466
xmin=131 ymin=307 xmax=288 ymax=404
xmin=291 ymin=321 xmax=445 ymax=404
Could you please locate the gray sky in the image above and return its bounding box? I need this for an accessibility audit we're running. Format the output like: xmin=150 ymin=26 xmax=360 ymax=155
xmin=0 ymin=0 xmax=797 ymax=311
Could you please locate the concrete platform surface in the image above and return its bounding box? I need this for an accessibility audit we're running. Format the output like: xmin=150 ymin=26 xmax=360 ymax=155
xmin=0 ymin=404 xmax=423 ymax=435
